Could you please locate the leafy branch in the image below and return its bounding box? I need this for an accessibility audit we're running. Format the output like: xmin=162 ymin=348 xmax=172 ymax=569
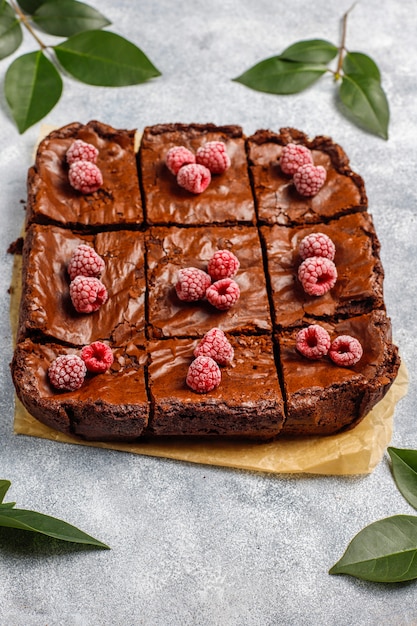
xmin=233 ymin=5 xmax=389 ymax=139
xmin=0 ymin=0 xmax=161 ymax=133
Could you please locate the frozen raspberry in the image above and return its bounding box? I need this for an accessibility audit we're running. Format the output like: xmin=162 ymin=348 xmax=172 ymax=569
xmin=194 ymin=328 xmax=234 ymax=365
xmin=296 ymin=325 xmax=331 ymax=360
xmin=66 ymin=139 xmax=98 ymax=165
xmin=329 ymin=335 xmax=363 ymax=367
xmin=68 ymin=244 xmax=105 ymax=281
xmin=293 ymin=163 xmax=326 ymax=197
xmin=299 ymin=232 xmax=335 ymax=261
xmin=207 ymin=250 xmax=240 ymax=281
xmin=48 ymin=354 xmax=87 ymax=391
xmin=177 ymin=163 xmax=211 ymax=194
xmin=69 ymin=276 xmax=108 ymax=313
xmin=196 ymin=141 xmax=231 ymax=174
xmin=280 ymin=143 xmax=313 ymax=175
xmin=81 ymin=341 xmax=113 ymax=373
xmin=165 ymin=146 xmax=196 ymax=175
xmin=68 ymin=160 xmax=103 ymax=194
xmin=298 ymin=256 xmax=337 ymax=296
xmin=186 ymin=355 xmax=221 ymax=393
xmin=206 ymin=278 xmax=240 ymax=310
xmin=175 ymin=267 xmax=211 ymax=302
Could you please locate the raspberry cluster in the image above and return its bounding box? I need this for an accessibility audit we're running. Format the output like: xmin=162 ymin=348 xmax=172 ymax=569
xmin=187 ymin=328 xmax=234 ymax=393
xmin=280 ymin=142 xmax=326 ymax=197
xmin=48 ymin=341 xmax=113 ymax=391
xmin=67 ymin=244 xmax=108 ymax=314
xmin=297 ymin=232 xmax=337 ymax=297
xmin=296 ymin=324 xmax=362 ymax=366
xmin=66 ymin=140 xmax=103 ymax=194
xmin=165 ymin=140 xmax=230 ymax=194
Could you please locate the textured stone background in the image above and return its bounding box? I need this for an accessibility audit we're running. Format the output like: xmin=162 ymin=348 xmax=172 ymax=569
xmin=1 ymin=1 xmax=416 ymax=624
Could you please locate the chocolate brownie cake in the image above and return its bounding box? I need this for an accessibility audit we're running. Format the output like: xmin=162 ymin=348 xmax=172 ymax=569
xmin=11 ymin=121 xmax=400 ymax=442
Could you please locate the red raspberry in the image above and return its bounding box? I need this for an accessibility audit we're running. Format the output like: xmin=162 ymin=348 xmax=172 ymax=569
xmin=280 ymin=143 xmax=313 ymax=175
xmin=69 ymin=276 xmax=108 ymax=313
xmin=177 ymin=163 xmax=211 ymax=194
xmin=68 ymin=244 xmax=105 ymax=281
xmin=175 ymin=267 xmax=211 ymax=302
xmin=296 ymin=324 xmax=331 ymax=360
xmin=298 ymin=256 xmax=337 ymax=296
xmin=207 ymin=249 xmax=240 ymax=281
xmin=194 ymin=328 xmax=234 ymax=365
xmin=196 ymin=141 xmax=231 ymax=174
xmin=186 ymin=355 xmax=221 ymax=393
xmin=329 ymin=335 xmax=363 ymax=367
xmin=48 ymin=354 xmax=87 ymax=391
xmin=206 ymin=278 xmax=240 ymax=310
xmin=165 ymin=146 xmax=196 ymax=175
xmin=66 ymin=139 xmax=98 ymax=165
xmin=80 ymin=341 xmax=114 ymax=373
xmin=299 ymin=232 xmax=335 ymax=261
xmin=293 ymin=163 xmax=326 ymax=197
xmin=68 ymin=160 xmax=103 ymax=194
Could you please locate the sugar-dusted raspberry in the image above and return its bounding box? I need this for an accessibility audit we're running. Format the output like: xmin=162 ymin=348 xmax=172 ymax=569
xmin=186 ymin=355 xmax=221 ymax=393
xmin=299 ymin=232 xmax=335 ymax=261
xmin=293 ymin=163 xmax=326 ymax=197
xmin=165 ymin=146 xmax=196 ymax=175
xmin=68 ymin=160 xmax=103 ymax=194
xmin=196 ymin=141 xmax=231 ymax=174
xmin=206 ymin=278 xmax=240 ymax=310
xmin=81 ymin=341 xmax=114 ymax=373
xmin=194 ymin=328 xmax=234 ymax=365
xmin=177 ymin=163 xmax=211 ymax=194
xmin=296 ymin=324 xmax=331 ymax=360
xmin=280 ymin=143 xmax=313 ymax=175
xmin=68 ymin=244 xmax=105 ymax=281
xmin=329 ymin=335 xmax=363 ymax=367
xmin=298 ymin=256 xmax=337 ymax=296
xmin=66 ymin=139 xmax=99 ymax=165
xmin=48 ymin=354 xmax=87 ymax=391
xmin=175 ymin=267 xmax=212 ymax=302
xmin=69 ymin=276 xmax=108 ymax=313
xmin=207 ymin=249 xmax=240 ymax=281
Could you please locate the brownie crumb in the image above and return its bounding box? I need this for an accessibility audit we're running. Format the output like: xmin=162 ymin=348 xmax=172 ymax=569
xmin=7 ymin=237 xmax=24 ymax=255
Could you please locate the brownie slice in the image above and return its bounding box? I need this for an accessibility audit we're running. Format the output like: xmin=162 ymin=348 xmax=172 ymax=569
xmin=11 ymin=340 xmax=149 ymax=441
xmin=260 ymin=212 xmax=385 ymax=329
xmin=26 ymin=120 xmax=143 ymax=231
xmin=17 ymin=224 xmax=146 ymax=347
xmin=247 ymin=128 xmax=367 ymax=226
xmin=146 ymin=225 xmax=272 ymax=338
xmin=139 ymin=123 xmax=256 ymax=225
xmin=278 ymin=311 xmax=400 ymax=436
xmin=147 ymin=335 xmax=284 ymax=439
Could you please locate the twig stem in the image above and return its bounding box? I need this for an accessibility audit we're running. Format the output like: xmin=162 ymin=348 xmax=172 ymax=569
xmin=10 ymin=0 xmax=47 ymax=50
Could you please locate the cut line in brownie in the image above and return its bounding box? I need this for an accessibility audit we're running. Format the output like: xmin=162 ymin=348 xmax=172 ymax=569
xmin=146 ymin=224 xmax=272 ymax=338
xmin=139 ymin=123 xmax=256 ymax=225
xmin=26 ymin=120 xmax=143 ymax=231
xmin=247 ymin=127 xmax=367 ymax=226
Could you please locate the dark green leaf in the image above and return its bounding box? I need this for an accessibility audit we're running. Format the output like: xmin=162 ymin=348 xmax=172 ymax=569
xmin=0 ymin=0 xmax=23 ymax=60
xmin=233 ymin=57 xmax=328 ymax=95
xmin=388 ymin=447 xmax=417 ymax=510
xmin=17 ymin=0 xmax=51 ymax=13
xmin=280 ymin=39 xmax=338 ymax=64
xmin=329 ymin=515 xmax=417 ymax=582
xmin=54 ymin=30 xmax=161 ymax=86
xmin=0 ymin=507 xmax=110 ymax=548
xmin=0 ymin=480 xmax=11 ymax=504
xmin=342 ymin=51 xmax=381 ymax=82
xmin=4 ymin=50 xmax=63 ymax=133
xmin=33 ymin=0 xmax=110 ymax=37
xmin=339 ymin=73 xmax=389 ymax=139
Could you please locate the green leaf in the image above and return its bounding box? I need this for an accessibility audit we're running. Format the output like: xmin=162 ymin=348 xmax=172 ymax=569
xmin=54 ymin=30 xmax=161 ymax=86
xmin=329 ymin=515 xmax=417 ymax=582
xmin=4 ymin=50 xmax=63 ymax=133
xmin=233 ymin=57 xmax=328 ymax=95
xmin=0 ymin=0 xmax=23 ymax=60
xmin=388 ymin=447 xmax=417 ymax=510
xmin=17 ymin=0 xmax=50 ymax=13
xmin=33 ymin=0 xmax=110 ymax=37
xmin=0 ymin=508 xmax=110 ymax=548
xmin=280 ymin=39 xmax=338 ymax=64
xmin=339 ymin=73 xmax=389 ymax=139
xmin=0 ymin=480 xmax=11 ymax=504
xmin=342 ymin=51 xmax=381 ymax=82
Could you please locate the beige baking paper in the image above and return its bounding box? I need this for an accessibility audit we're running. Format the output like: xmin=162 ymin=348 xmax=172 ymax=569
xmin=10 ymin=251 xmax=408 ymax=475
